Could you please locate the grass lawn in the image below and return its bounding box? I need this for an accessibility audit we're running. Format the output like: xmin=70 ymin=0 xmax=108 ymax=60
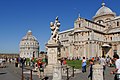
xmin=66 ymin=60 xmax=89 ymax=69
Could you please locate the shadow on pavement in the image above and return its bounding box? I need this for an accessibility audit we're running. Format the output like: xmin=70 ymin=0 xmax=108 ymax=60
xmin=0 ymin=72 xmax=7 ymax=75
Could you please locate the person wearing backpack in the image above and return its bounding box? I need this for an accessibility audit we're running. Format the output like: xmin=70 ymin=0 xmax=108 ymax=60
xmin=88 ymin=59 xmax=94 ymax=80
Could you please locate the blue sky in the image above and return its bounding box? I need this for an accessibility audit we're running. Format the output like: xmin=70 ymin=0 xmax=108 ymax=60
xmin=0 ymin=0 xmax=120 ymax=53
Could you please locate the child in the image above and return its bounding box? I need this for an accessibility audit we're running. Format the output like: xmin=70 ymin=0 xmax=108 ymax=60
xmin=88 ymin=59 xmax=94 ymax=80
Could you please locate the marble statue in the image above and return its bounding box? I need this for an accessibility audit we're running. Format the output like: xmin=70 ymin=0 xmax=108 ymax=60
xmin=50 ymin=16 xmax=60 ymax=43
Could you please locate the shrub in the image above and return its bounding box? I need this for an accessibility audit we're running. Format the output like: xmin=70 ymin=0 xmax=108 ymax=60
xmin=66 ymin=60 xmax=89 ymax=69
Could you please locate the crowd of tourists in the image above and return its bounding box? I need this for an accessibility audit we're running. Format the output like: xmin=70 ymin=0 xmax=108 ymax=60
xmin=1 ymin=53 xmax=120 ymax=80
xmin=79 ymin=55 xmax=120 ymax=80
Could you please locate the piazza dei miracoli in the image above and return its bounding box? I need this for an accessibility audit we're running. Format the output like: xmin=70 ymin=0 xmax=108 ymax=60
xmin=59 ymin=3 xmax=120 ymax=59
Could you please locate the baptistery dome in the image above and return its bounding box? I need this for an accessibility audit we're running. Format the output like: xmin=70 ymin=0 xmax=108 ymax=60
xmin=19 ymin=30 xmax=39 ymax=59
xmin=21 ymin=30 xmax=37 ymax=41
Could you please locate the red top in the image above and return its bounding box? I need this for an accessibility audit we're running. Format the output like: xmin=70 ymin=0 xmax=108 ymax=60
xmin=63 ymin=60 xmax=67 ymax=65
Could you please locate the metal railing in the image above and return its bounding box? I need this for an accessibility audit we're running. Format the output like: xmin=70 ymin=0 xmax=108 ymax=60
xmin=21 ymin=64 xmax=33 ymax=80
xmin=66 ymin=66 xmax=75 ymax=80
xmin=62 ymin=65 xmax=75 ymax=80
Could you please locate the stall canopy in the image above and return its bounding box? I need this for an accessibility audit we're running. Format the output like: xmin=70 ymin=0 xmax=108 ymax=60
xmin=102 ymin=43 xmax=111 ymax=48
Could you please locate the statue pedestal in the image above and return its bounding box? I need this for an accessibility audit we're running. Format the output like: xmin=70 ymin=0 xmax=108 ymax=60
xmin=44 ymin=17 xmax=62 ymax=77
xmin=52 ymin=63 xmax=62 ymax=80
xmin=93 ymin=64 xmax=103 ymax=80
xmin=44 ymin=41 xmax=60 ymax=75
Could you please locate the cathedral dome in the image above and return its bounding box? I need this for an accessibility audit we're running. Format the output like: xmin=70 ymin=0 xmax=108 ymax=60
xmin=95 ymin=3 xmax=115 ymax=17
xmin=93 ymin=3 xmax=116 ymax=22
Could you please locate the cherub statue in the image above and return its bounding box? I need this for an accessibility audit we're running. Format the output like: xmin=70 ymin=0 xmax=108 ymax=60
xmin=50 ymin=16 xmax=60 ymax=43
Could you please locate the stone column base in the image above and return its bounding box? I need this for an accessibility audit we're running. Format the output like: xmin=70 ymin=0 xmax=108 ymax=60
xmin=44 ymin=65 xmax=54 ymax=76
xmin=52 ymin=64 xmax=62 ymax=80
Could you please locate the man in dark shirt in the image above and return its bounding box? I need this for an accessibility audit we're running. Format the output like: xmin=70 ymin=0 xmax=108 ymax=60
xmin=88 ymin=59 xmax=94 ymax=80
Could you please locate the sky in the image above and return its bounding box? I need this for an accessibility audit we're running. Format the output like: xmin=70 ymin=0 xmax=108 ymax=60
xmin=0 ymin=0 xmax=120 ymax=53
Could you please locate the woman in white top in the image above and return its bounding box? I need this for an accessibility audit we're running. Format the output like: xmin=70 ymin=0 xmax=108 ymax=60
xmin=82 ymin=57 xmax=86 ymax=73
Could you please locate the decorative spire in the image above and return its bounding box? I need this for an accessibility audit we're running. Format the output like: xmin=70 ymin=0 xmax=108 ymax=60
xmin=78 ymin=13 xmax=80 ymax=18
xmin=102 ymin=3 xmax=105 ymax=6
xmin=28 ymin=30 xmax=32 ymax=33
xmin=27 ymin=30 xmax=32 ymax=35
xmin=76 ymin=13 xmax=81 ymax=21
xmin=102 ymin=0 xmax=105 ymax=6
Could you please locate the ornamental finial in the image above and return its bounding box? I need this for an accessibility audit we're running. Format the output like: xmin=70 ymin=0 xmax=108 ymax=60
xmin=102 ymin=0 xmax=105 ymax=6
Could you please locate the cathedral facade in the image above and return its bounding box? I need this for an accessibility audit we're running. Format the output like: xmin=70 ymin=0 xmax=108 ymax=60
xmin=59 ymin=3 xmax=120 ymax=59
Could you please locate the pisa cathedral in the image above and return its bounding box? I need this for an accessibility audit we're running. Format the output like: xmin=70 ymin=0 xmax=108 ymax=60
xmin=59 ymin=3 xmax=120 ymax=59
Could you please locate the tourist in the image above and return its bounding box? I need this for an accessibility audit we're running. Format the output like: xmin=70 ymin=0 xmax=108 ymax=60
xmin=110 ymin=54 xmax=120 ymax=80
xmin=60 ymin=58 xmax=63 ymax=66
xmin=45 ymin=55 xmax=48 ymax=66
xmin=109 ymin=58 xmax=114 ymax=67
xmin=42 ymin=57 xmax=47 ymax=68
xmin=79 ymin=57 xmax=82 ymax=60
xmin=106 ymin=56 xmax=110 ymax=66
xmin=37 ymin=59 xmax=44 ymax=78
xmin=77 ymin=57 xmax=79 ymax=60
xmin=82 ymin=57 xmax=86 ymax=73
xmin=63 ymin=58 xmax=67 ymax=65
xmin=88 ymin=59 xmax=94 ymax=80
xmin=20 ymin=58 xmax=23 ymax=67
xmin=100 ymin=56 xmax=106 ymax=80
xmin=92 ymin=57 xmax=94 ymax=62
xmin=31 ymin=57 xmax=35 ymax=68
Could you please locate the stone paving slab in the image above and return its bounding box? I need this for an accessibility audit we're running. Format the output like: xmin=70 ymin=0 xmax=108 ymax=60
xmin=69 ymin=66 xmax=115 ymax=80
